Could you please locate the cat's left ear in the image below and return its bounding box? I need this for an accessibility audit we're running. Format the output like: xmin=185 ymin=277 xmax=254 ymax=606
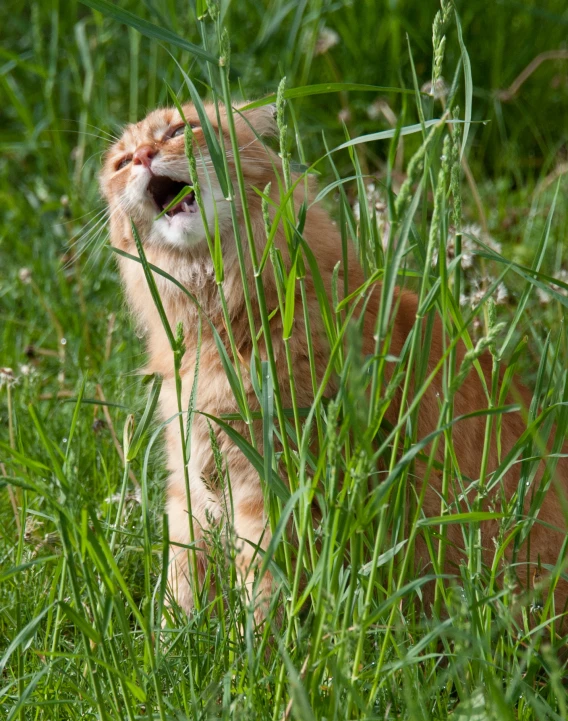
xmin=234 ymin=103 xmax=277 ymax=138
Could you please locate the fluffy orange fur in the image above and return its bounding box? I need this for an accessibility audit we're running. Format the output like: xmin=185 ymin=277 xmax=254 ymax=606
xmin=100 ymin=101 xmax=568 ymax=622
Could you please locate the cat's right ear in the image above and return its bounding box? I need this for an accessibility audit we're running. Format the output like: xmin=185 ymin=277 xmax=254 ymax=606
xmin=235 ymin=103 xmax=277 ymax=138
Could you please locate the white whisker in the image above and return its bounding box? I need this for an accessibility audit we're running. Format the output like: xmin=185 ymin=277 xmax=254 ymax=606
xmin=62 ymin=119 xmax=121 ymax=142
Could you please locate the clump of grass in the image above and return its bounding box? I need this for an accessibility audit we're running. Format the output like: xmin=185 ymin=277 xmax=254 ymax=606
xmin=2 ymin=1 xmax=568 ymax=720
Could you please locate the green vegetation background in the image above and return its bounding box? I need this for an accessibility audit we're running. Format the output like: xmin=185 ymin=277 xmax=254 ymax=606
xmin=1 ymin=1 xmax=568 ymax=719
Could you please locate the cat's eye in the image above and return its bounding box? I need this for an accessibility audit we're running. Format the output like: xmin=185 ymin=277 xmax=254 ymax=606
xmin=169 ymin=123 xmax=199 ymax=139
xmin=116 ymin=156 xmax=132 ymax=171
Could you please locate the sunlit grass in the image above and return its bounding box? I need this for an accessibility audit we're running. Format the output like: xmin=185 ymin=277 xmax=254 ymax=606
xmin=1 ymin=1 xmax=568 ymax=719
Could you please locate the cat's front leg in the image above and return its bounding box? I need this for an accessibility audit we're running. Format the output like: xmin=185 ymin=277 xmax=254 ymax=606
xmin=220 ymin=441 xmax=280 ymax=625
xmin=165 ymin=463 xmax=220 ymax=615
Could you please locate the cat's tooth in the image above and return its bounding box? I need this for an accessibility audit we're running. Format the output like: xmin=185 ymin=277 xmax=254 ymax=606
xmin=181 ymin=202 xmax=190 ymax=212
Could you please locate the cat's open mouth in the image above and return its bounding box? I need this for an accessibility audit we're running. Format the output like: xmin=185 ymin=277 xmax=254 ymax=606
xmin=147 ymin=175 xmax=197 ymax=217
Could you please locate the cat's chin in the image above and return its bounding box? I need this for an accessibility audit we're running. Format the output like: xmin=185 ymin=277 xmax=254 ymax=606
xmin=152 ymin=212 xmax=208 ymax=250
xmin=144 ymin=186 xmax=230 ymax=251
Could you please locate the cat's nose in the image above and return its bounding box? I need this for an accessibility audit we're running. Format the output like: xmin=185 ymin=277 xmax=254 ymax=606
xmin=132 ymin=145 xmax=157 ymax=168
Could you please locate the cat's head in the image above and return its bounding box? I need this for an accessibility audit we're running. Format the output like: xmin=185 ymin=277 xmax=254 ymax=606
xmin=100 ymin=101 xmax=276 ymax=251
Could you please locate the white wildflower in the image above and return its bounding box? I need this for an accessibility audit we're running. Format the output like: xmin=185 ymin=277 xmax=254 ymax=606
xmin=461 ymin=250 xmax=474 ymax=269
xmin=552 ymin=269 xmax=568 ymax=296
xmin=18 ymin=267 xmax=32 ymax=284
xmin=537 ymin=287 xmax=551 ymax=305
xmin=460 ymin=277 xmax=508 ymax=310
xmin=421 ymin=77 xmax=449 ymax=100
xmin=103 ymin=487 xmax=142 ymax=506
xmin=314 ymin=26 xmax=340 ymax=55
xmin=0 ymin=368 xmax=18 ymax=389
xmin=537 ymin=268 xmax=568 ymax=304
xmin=24 ymin=515 xmax=43 ymax=542
xmin=103 ymin=492 xmax=122 ymax=505
xmin=366 ymin=99 xmax=396 ymax=125
xmin=495 ymin=282 xmax=508 ymax=305
xmin=460 ymin=279 xmax=485 ymax=309
xmin=352 ymin=182 xmax=390 ymax=250
xmin=34 ymin=181 xmax=49 ymax=202
xmin=367 ymin=100 xmax=382 ymax=121
xmin=352 ymin=200 xmax=361 ymax=223
xmin=455 ymin=224 xmax=501 ymax=270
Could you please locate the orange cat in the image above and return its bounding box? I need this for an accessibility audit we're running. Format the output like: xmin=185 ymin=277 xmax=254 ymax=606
xmin=100 ymin=101 xmax=568 ymax=623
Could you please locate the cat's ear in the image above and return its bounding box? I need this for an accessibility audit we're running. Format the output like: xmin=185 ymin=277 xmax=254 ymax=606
xmin=234 ymin=103 xmax=277 ymax=138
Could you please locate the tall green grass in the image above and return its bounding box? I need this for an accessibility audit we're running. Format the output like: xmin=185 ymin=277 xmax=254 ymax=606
xmin=2 ymin=1 xmax=568 ymax=719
